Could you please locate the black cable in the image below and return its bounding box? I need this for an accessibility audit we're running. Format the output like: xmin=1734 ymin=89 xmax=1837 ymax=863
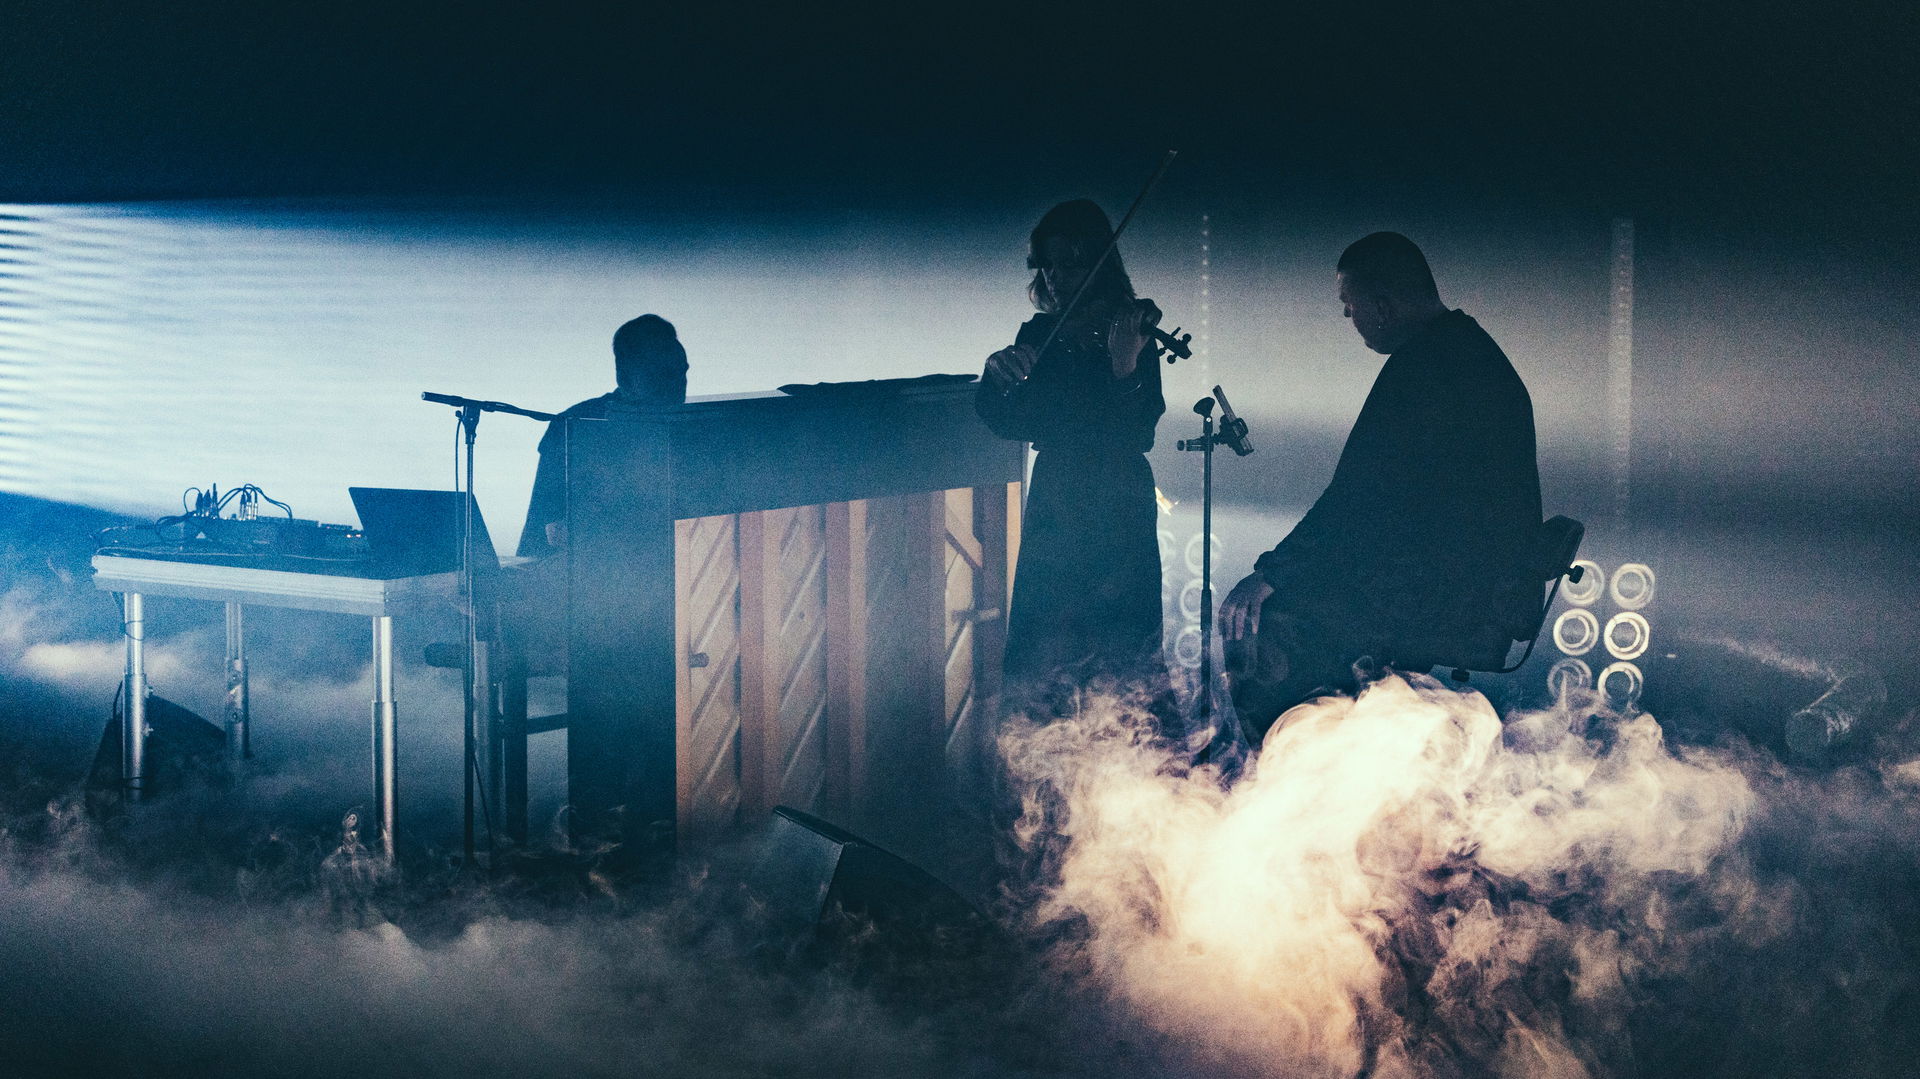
xmin=252 ymin=486 xmax=294 ymax=517
xmin=204 ymin=484 xmax=295 ymax=518
xmin=1496 ymin=576 xmax=1570 ymax=675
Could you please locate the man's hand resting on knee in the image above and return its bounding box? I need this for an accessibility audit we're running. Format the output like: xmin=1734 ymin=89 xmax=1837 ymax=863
xmin=1219 ymin=573 xmax=1274 ymax=640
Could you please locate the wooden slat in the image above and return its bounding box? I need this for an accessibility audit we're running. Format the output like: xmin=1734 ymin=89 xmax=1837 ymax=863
xmin=823 ymin=499 xmax=869 ymax=819
xmin=675 ymin=514 xmax=743 ymax=839
xmin=853 ymin=494 xmax=937 ymax=828
xmin=736 ymin=505 xmax=831 ymax=818
xmin=943 ymin=488 xmax=977 ymax=736
xmin=908 ymin=491 xmax=948 ymax=741
xmin=1005 ymin=480 xmax=1022 ymax=608
xmin=945 ymin=486 xmax=983 ymax=571
xmin=974 ymin=481 xmax=1012 ymax=706
xmin=768 ymin=505 xmax=829 ymax=809
xmin=673 ymin=519 xmax=697 ymax=819
xmin=735 ymin=509 xmax=776 ymax=817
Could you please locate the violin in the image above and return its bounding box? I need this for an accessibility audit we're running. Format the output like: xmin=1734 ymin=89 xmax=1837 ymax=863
xmin=1030 ymin=295 xmax=1194 ymax=367
xmin=1028 ymin=150 xmax=1194 ymax=366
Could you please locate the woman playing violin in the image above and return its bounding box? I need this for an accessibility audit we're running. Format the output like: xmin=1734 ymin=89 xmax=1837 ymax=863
xmin=976 ymin=199 xmax=1167 ymax=703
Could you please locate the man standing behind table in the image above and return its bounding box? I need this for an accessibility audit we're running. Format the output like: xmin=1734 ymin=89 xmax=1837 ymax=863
xmin=506 ymin=314 xmax=688 ymax=666
xmin=1218 ymin=232 xmax=1541 ymax=745
xmin=516 ymin=313 xmax=689 ymax=558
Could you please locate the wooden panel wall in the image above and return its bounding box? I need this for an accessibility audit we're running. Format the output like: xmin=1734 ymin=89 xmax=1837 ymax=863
xmin=670 ymin=483 xmax=1017 ymax=840
xmin=673 ymin=515 xmax=743 ymax=840
xmin=738 ymin=505 xmax=830 ymax=817
xmin=941 ymin=487 xmax=982 ymax=769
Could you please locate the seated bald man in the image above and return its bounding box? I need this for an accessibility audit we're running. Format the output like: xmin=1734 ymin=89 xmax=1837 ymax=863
xmin=1218 ymin=233 xmax=1542 ymax=744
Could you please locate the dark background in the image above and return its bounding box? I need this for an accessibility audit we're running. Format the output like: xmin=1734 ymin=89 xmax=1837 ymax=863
xmin=4 ymin=1 xmax=1914 ymax=225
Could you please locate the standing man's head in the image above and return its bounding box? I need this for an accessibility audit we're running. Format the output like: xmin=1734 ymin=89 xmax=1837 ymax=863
xmin=1028 ymin=199 xmax=1137 ymax=314
xmin=612 ymin=314 xmax=689 ymax=403
xmin=1336 ymin=232 xmax=1448 ymax=354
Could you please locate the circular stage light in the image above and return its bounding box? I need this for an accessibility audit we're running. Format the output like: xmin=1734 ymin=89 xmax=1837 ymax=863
xmin=1604 ymin=611 xmax=1651 ymax=661
xmin=1610 ymin=562 xmax=1656 ymax=610
xmin=1597 ymin=661 xmax=1645 ymax=711
xmin=1162 ymin=619 xmax=1185 ymax=659
xmin=1546 ymin=657 xmax=1593 ymax=699
xmin=1172 ymin=625 xmax=1204 ymax=669
xmin=1563 ymin=560 xmax=1605 ymax=607
xmin=1552 ymin=608 xmax=1601 ymax=656
xmin=1179 ymin=579 xmax=1208 ymax=621
xmin=1183 ymin=533 xmax=1221 ymax=576
xmin=1158 ymin=529 xmax=1177 ymax=566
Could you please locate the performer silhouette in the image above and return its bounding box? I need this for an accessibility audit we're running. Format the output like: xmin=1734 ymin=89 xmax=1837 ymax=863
xmin=1220 ymin=233 xmax=1541 ymax=744
xmin=976 ymin=200 xmax=1167 ymax=706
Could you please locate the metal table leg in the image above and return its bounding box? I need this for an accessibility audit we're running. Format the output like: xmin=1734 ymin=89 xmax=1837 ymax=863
xmin=122 ymin=592 xmax=148 ymax=802
xmin=371 ymin=615 xmax=398 ymax=866
xmin=224 ymin=602 xmax=251 ymax=761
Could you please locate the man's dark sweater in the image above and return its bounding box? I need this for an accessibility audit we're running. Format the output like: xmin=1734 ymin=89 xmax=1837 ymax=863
xmin=516 ymin=393 xmax=618 ymax=559
xmin=1254 ymin=309 xmax=1541 ymax=642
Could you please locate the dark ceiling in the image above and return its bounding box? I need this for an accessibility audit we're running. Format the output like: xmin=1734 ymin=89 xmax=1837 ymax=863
xmin=2 ymin=1 xmax=1913 ymax=233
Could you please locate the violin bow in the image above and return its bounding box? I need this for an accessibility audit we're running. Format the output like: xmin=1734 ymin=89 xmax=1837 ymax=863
xmin=1029 ymin=149 xmax=1181 ymax=364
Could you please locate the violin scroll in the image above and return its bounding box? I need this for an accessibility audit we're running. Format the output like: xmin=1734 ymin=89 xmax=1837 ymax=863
xmin=1128 ymin=298 xmax=1195 ymax=363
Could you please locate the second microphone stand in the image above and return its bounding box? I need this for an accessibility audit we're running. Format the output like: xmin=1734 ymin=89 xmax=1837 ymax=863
xmin=423 ymin=391 xmax=556 ymax=868
xmin=1175 ymin=386 xmax=1253 ymax=739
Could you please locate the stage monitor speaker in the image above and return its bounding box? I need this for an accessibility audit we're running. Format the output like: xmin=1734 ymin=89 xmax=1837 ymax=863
xmin=755 ymin=806 xmax=1013 ymax=980
xmin=85 ymin=692 xmax=226 ymax=813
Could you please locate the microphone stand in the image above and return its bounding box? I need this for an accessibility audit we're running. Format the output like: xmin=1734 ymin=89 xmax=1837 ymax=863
xmin=421 ymin=391 xmax=557 ymax=868
xmin=1174 ymin=386 xmax=1254 ymax=743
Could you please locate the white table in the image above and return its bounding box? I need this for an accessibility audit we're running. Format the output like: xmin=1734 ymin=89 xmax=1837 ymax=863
xmin=91 ymin=554 xmax=459 ymax=865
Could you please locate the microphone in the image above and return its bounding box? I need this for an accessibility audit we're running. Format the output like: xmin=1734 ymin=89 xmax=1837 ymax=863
xmin=1212 ymin=384 xmax=1255 ymax=456
xmin=421 ymin=391 xmax=559 ymax=423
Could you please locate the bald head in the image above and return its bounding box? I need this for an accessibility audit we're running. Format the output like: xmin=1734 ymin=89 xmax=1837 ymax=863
xmin=1336 ymin=232 xmax=1447 ymax=354
xmin=612 ymin=314 xmax=688 ymax=403
xmin=1337 ymin=232 xmax=1440 ymax=304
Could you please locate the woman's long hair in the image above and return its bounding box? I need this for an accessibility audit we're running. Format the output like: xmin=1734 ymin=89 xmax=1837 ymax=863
xmin=1028 ymin=199 xmax=1137 ymax=314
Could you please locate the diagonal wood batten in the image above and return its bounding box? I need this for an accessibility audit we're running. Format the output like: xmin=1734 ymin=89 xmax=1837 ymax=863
xmin=566 ymin=383 xmax=1023 ymax=858
xmin=736 ymin=504 xmax=830 ymax=820
xmin=674 ymin=514 xmax=743 ymax=840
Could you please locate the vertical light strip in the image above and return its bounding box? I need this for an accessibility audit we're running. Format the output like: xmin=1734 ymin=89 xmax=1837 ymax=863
xmin=1198 ymin=212 xmax=1211 ymax=378
xmin=1607 ymin=217 xmax=1635 ymax=531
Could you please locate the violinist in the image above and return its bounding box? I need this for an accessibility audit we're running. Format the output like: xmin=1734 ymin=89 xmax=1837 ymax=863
xmin=976 ymin=199 xmax=1167 ymax=702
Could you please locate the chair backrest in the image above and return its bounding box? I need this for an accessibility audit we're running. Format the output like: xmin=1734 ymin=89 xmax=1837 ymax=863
xmin=1382 ymin=515 xmax=1586 ymax=680
xmin=1532 ymin=515 xmax=1586 ymax=586
xmin=1500 ymin=514 xmax=1585 ymax=649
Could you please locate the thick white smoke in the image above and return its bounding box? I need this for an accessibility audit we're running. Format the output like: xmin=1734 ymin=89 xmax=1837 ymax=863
xmin=0 ymin=580 xmax=1104 ymax=1079
xmin=0 ymin=822 xmax=962 ymax=1078
xmin=1000 ymin=673 xmax=1914 ymax=1078
xmin=8 ymin=541 xmax=1920 ymax=1077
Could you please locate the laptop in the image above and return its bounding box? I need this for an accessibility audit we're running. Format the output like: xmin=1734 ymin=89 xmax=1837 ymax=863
xmin=348 ymin=487 xmax=499 ymax=579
